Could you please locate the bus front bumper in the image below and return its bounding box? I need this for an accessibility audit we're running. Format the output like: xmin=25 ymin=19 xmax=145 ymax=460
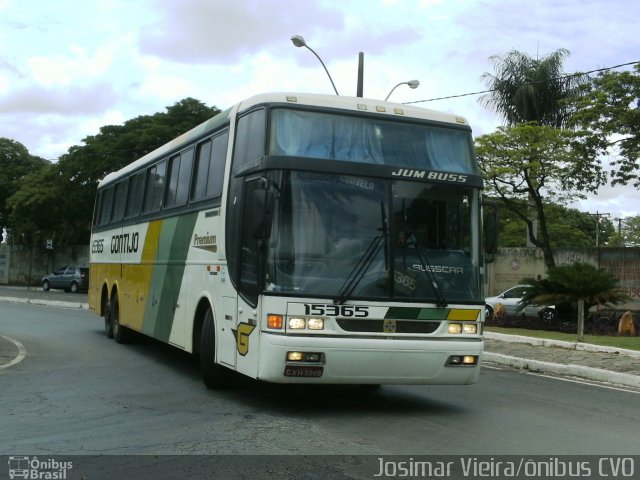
xmin=257 ymin=333 xmax=483 ymax=385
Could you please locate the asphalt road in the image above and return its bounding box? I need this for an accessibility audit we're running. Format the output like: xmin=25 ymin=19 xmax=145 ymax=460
xmin=1 ymin=302 xmax=639 ymax=462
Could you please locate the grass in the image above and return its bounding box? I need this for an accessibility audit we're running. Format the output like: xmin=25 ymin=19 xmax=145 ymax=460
xmin=486 ymin=326 xmax=640 ymax=351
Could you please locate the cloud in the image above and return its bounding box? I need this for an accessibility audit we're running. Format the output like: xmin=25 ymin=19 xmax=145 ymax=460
xmin=0 ymin=82 xmax=117 ymax=115
xmin=139 ymin=0 xmax=345 ymax=64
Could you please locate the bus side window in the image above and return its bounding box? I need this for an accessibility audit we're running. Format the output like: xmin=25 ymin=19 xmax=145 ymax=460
xmin=143 ymin=161 xmax=166 ymax=213
xmin=165 ymin=154 xmax=181 ymax=207
xmin=93 ymin=192 xmax=102 ymax=226
xmin=99 ymin=186 xmax=114 ymax=226
xmin=125 ymin=171 xmax=145 ymax=218
xmin=111 ymin=179 xmax=128 ymax=223
xmin=207 ymin=131 xmax=228 ymax=197
xmin=233 ymin=110 xmax=265 ymax=174
xmin=191 ymin=139 xmax=212 ymax=201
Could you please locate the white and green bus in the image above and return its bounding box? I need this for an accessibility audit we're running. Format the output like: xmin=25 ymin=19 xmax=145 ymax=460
xmin=89 ymin=92 xmax=487 ymax=388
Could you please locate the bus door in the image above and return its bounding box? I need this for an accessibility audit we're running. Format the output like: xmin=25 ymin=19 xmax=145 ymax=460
xmin=217 ymin=293 xmax=237 ymax=368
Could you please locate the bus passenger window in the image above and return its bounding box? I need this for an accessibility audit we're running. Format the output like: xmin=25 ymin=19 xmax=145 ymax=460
xmin=165 ymin=155 xmax=181 ymax=207
xmin=143 ymin=162 xmax=166 ymax=213
xmin=192 ymin=140 xmax=212 ymax=201
xmin=111 ymin=180 xmax=128 ymax=223
xmin=207 ymin=132 xmax=228 ymax=197
xmin=99 ymin=187 xmax=114 ymax=226
xmin=125 ymin=172 xmax=145 ymax=218
xmin=176 ymin=147 xmax=193 ymax=206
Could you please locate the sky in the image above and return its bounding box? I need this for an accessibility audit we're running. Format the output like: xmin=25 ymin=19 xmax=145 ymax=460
xmin=1 ymin=0 xmax=639 ymax=220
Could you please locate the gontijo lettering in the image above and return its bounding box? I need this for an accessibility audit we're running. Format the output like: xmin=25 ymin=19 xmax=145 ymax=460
xmin=111 ymin=232 xmax=139 ymax=254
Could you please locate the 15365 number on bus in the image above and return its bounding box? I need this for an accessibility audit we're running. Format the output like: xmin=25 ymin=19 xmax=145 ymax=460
xmin=304 ymin=304 xmax=369 ymax=317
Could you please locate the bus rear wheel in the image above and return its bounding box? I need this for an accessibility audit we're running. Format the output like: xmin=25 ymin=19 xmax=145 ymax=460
xmin=112 ymin=293 xmax=133 ymax=344
xmin=104 ymin=298 xmax=114 ymax=338
xmin=200 ymin=308 xmax=232 ymax=389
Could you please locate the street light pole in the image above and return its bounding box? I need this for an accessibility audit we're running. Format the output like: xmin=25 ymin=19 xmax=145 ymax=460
xmin=291 ymin=35 xmax=339 ymax=95
xmin=385 ymin=80 xmax=420 ymax=101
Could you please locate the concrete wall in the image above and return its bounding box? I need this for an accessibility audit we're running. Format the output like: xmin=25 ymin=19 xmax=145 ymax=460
xmin=0 ymin=243 xmax=89 ymax=286
xmin=2 ymin=242 xmax=639 ymax=311
xmin=486 ymin=247 xmax=640 ymax=311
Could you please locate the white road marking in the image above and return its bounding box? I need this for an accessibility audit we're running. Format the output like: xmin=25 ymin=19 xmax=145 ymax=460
xmin=483 ymin=363 xmax=640 ymax=395
xmin=0 ymin=335 xmax=27 ymax=370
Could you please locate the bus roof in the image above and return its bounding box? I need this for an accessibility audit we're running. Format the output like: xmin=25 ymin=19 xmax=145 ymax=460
xmin=98 ymin=92 xmax=470 ymax=189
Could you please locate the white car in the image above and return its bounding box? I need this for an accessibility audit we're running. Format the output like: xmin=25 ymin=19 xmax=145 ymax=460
xmin=485 ymin=284 xmax=556 ymax=321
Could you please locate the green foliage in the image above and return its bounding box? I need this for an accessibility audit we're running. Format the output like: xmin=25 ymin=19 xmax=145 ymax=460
xmin=0 ymin=138 xmax=49 ymax=227
xmin=495 ymin=200 xmax=614 ymax=248
xmin=479 ymin=49 xmax=587 ymax=128
xmin=609 ymin=215 xmax=640 ymax=247
xmin=477 ymin=48 xmax=601 ymax=268
xmin=521 ymin=262 xmax=629 ymax=341
xmin=570 ymin=63 xmax=640 ymax=187
xmin=6 ymin=98 xmax=221 ymax=245
xmin=521 ymin=262 xmax=628 ymax=306
xmin=476 ymin=123 xmax=605 ymax=267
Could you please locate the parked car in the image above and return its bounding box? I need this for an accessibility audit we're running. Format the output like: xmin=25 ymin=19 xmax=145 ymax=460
xmin=42 ymin=266 xmax=89 ymax=293
xmin=485 ymin=284 xmax=556 ymax=322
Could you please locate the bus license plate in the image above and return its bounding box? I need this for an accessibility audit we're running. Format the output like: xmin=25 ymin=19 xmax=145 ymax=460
xmin=284 ymin=365 xmax=324 ymax=378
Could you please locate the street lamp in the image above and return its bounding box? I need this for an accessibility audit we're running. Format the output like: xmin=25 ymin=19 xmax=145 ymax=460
xmin=385 ymin=79 xmax=420 ymax=101
xmin=291 ymin=35 xmax=340 ymax=95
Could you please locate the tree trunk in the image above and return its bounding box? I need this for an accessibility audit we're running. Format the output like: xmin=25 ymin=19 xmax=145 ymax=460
xmin=577 ymin=298 xmax=585 ymax=342
xmin=531 ymin=191 xmax=556 ymax=268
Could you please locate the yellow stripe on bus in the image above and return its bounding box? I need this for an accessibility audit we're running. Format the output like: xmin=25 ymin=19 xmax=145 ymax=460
xmin=446 ymin=309 xmax=481 ymax=321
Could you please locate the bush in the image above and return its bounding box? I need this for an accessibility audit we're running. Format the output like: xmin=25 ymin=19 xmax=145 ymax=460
xmin=485 ymin=309 xmax=639 ymax=336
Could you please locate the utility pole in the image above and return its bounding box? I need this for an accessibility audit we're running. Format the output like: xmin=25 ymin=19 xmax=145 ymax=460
xmin=588 ymin=211 xmax=610 ymax=247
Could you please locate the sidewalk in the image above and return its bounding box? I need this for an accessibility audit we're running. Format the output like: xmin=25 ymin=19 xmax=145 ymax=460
xmin=484 ymin=332 xmax=640 ymax=389
xmin=1 ymin=286 xmax=639 ymax=388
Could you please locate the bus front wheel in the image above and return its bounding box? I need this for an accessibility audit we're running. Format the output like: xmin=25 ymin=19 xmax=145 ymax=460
xmin=200 ymin=308 xmax=232 ymax=389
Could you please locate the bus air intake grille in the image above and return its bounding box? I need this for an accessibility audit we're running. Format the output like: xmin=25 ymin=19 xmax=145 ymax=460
xmin=336 ymin=319 xmax=440 ymax=334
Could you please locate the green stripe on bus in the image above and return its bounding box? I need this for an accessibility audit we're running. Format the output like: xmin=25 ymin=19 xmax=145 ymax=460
xmin=142 ymin=213 xmax=198 ymax=341
xmin=384 ymin=307 xmax=449 ymax=320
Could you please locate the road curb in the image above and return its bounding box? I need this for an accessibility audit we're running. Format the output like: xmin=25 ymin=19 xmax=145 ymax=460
xmin=485 ymin=331 xmax=640 ymax=359
xmin=484 ymin=351 xmax=640 ymax=389
xmin=0 ymin=295 xmax=88 ymax=310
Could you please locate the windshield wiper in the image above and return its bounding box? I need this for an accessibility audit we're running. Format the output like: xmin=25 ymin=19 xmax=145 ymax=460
xmin=406 ymin=237 xmax=448 ymax=307
xmin=334 ymin=203 xmax=388 ymax=305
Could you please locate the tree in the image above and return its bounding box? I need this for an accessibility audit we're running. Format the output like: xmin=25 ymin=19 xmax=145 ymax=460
xmin=0 ymin=138 xmax=49 ymax=230
xmin=494 ymin=199 xmax=614 ymax=248
xmin=476 ymin=123 xmax=605 ymax=267
xmin=478 ymin=49 xmax=595 ymax=267
xmin=609 ymin=215 xmax=640 ymax=247
xmin=521 ymin=262 xmax=629 ymax=342
xmin=480 ymin=49 xmax=585 ymax=128
xmin=570 ymin=63 xmax=640 ymax=187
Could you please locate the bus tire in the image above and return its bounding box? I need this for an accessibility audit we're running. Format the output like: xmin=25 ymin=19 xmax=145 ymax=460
xmin=200 ymin=308 xmax=231 ymax=389
xmin=112 ymin=293 xmax=133 ymax=344
xmin=104 ymin=299 xmax=114 ymax=339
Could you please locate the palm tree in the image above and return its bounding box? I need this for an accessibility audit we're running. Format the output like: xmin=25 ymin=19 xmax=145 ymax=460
xmin=479 ymin=49 xmax=588 ymax=268
xmin=480 ymin=49 xmax=584 ymax=128
xmin=521 ymin=262 xmax=629 ymax=342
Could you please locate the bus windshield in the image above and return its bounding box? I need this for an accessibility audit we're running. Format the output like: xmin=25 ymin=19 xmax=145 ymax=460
xmin=265 ymin=171 xmax=481 ymax=303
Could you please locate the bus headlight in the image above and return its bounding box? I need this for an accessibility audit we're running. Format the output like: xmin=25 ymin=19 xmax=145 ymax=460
xmin=289 ymin=317 xmax=306 ymax=329
xmin=307 ymin=318 xmax=324 ymax=330
xmin=448 ymin=323 xmax=462 ymax=334
xmin=463 ymin=323 xmax=478 ymax=334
